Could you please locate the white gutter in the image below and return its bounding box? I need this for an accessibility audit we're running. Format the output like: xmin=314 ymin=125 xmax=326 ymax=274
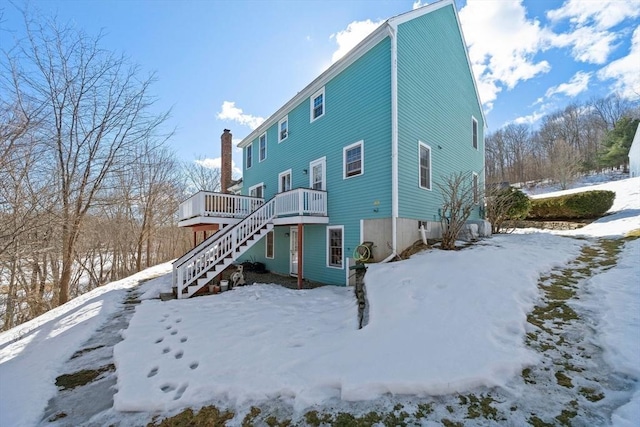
xmin=390 ymin=23 xmax=399 ymax=259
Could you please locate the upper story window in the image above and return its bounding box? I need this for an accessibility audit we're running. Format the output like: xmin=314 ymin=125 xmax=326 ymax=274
xmin=310 ymin=87 xmax=325 ymax=122
xmin=310 ymin=157 xmax=326 ymax=191
xmin=472 ymin=116 xmax=478 ymax=149
xmin=278 ymin=116 xmax=288 ymax=142
xmin=343 ymin=141 xmax=363 ymax=179
xmin=419 ymin=141 xmax=431 ymax=190
xmin=246 ymin=143 xmax=253 ymax=169
xmin=259 ymin=133 xmax=267 ymax=162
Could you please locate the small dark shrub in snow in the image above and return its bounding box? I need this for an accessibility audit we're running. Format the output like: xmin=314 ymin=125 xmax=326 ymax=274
xmin=527 ymin=190 xmax=615 ymax=220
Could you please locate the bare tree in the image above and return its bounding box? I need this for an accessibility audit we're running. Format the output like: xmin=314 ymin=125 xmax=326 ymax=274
xmin=437 ymin=171 xmax=479 ymax=250
xmin=4 ymin=14 xmax=170 ymax=304
xmin=547 ymin=139 xmax=582 ymax=190
xmin=182 ymin=156 xmax=222 ymax=195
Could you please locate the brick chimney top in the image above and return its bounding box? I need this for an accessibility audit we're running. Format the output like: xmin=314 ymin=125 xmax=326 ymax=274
xmin=221 ymin=129 xmax=232 ymax=194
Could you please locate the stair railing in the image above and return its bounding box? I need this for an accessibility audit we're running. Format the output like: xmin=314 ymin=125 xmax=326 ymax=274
xmin=173 ymin=197 xmax=277 ymax=295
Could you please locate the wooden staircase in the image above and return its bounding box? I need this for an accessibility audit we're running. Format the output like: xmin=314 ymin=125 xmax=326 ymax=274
xmin=172 ymin=197 xmax=276 ymax=298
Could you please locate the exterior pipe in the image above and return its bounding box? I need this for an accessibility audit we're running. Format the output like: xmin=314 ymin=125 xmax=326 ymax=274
xmin=419 ymin=225 xmax=428 ymax=245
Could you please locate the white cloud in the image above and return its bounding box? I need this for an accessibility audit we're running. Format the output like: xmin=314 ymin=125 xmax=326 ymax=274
xmin=551 ymin=26 xmax=617 ymax=64
xmin=216 ymin=101 xmax=264 ymax=130
xmin=597 ymin=26 xmax=640 ymax=99
xmin=412 ymin=0 xmax=428 ymax=10
xmin=194 ymin=158 xmax=242 ymax=176
xmin=459 ymin=0 xmax=554 ymax=109
xmin=330 ymin=19 xmax=384 ymax=63
xmin=547 ymin=0 xmax=640 ymax=31
xmin=545 ymin=71 xmax=591 ymax=98
xmin=512 ymin=110 xmax=546 ymax=125
xmin=546 ymin=0 xmax=640 ymax=64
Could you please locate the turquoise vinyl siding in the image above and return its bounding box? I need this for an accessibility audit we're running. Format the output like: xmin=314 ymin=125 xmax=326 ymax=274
xmin=396 ymin=5 xmax=485 ymax=221
xmin=240 ymin=37 xmax=393 ymax=285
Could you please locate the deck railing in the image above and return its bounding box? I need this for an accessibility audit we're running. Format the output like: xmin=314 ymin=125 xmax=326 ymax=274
xmin=275 ymin=188 xmax=327 ymax=216
xmin=178 ymin=192 xmax=264 ymax=221
xmin=178 ymin=188 xmax=327 ymax=222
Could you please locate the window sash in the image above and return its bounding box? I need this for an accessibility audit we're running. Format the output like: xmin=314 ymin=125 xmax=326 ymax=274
xmin=279 ymin=118 xmax=288 ymax=141
xmin=250 ymin=184 xmax=263 ymax=198
xmin=280 ymin=173 xmax=291 ymax=192
xmin=345 ymin=146 xmax=362 ymax=177
xmin=259 ymin=134 xmax=267 ymax=161
xmin=472 ymin=118 xmax=478 ymax=149
xmin=246 ymin=145 xmax=253 ymax=168
xmin=473 ymin=173 xmax=479 ymax=204
xmin=328 ymin=228 xmax=342 ymax=267
xmin=266 ymin=231 xmax=274 ymax=258
xmin=419 ymin=144 xmax=431 ymax=189
xmin=313 ymin=94 xmax=323 ymax=118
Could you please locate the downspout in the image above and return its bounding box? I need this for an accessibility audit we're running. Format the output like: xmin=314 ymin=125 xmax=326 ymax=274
xmin=419 ymin=224 xmax=428 ymax=245
xmin=387 ymin=23 xmax=399 ymax=263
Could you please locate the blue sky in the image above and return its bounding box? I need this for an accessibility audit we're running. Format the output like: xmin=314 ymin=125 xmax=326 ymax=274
xmin=1 ymin=0 xmax=639 ymax=175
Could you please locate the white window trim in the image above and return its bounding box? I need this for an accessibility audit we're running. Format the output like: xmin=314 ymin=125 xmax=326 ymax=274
xmin=343 ymin=140 xmax=364 ymax=179
xmin=265 ymin=230 xmax=274 ymax=259
xmin=472 ymin=172 xmax=479 ymax=204
xmin=259 ymin=132 xmax=267 ymax=162
xmin=278 ymin=169 xmax=292 ymax=193
xmin=472 ymin=116 xmax=478 ymax=150
xmin=309 ymin=156 xmax=326 ymax=191
xmin=249 ymin=182 xmax=264 ymax=198
xmin=278 ymin=116 xmax=289 ymax=143
xmin=310 ymin=86 xmax=325 ymax=122
xmin=418 ymin=141 xmax=432 ymax=190
xmin=246 ymin=143 xmax=253 ymax=169
xmin=326 ymin=225 xmax=344 ymax=269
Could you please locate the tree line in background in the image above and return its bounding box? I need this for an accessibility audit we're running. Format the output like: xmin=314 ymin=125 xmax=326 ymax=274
xmin=0 ymin=13 xmax=224 ymax=330
xmin=485 ymin=94 xmax=640 ymax=189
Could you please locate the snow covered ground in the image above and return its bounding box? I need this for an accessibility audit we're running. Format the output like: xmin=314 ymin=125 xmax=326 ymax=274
xmin=0 ymin=176 xmax=638 ymax=426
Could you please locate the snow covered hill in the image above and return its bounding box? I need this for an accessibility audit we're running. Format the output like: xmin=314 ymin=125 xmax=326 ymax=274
xmin=1 ymin=177 xmax=638 ymax=426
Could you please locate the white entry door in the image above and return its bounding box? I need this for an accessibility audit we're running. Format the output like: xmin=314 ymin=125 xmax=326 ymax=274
xmin=290 ymin=227 xmax=298 ymax=276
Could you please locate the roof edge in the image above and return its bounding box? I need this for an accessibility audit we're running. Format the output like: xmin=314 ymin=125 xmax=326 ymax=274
xmin=238 ymin=22 xmax=392 ymax=148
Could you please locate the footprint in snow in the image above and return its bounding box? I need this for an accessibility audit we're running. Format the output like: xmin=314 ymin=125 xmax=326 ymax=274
xmin=173 ymin=384 xmax=187 ymax=400
xmin=175 ymin=318 xmax=182 ymax=323
xmin=147 ymin=367 xmax=159 ymax=378
xmin=189 ymin=362 xmax=199 ymax=370
xmin=175 ymin=350 xmax=183 ymax=359
xmin=170 ymin=330 xmax=177 ymax=336
xmin=160 ymin=384 xmax=176 ymax=393
xmin=162 ymin=347 xmax=170 ymax=354
xmin=155 ymin=337 xmax=163 ymax=344
xmin=165 ymin=325 xmax=171 ymax=330
xmin=180 ymin=336 xmax=188 ymax=343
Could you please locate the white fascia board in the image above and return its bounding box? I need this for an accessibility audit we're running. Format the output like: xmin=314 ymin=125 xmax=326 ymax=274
xmin=238 ymin=23 xmax=392 ymax=148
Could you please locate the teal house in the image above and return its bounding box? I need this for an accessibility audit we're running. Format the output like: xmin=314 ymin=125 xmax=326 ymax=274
xmin=174 ymin=0 xmax=486 ymax=297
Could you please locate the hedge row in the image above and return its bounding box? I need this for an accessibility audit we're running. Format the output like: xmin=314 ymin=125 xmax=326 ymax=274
xmin=527 ymin=190 xmax=615 ymax=220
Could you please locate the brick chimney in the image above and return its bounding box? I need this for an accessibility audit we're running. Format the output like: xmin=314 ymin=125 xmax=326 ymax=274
xmin=221 ymin=129 xmax=232 ymax=194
